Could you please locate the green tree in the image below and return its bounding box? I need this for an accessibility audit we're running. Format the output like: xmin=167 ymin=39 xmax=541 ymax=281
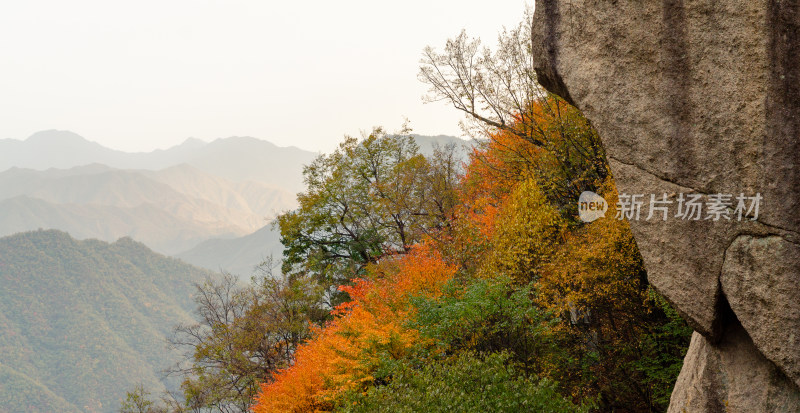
xmin=119 ymin=384 xmax=157 ymax=413
xmin=338 ymin=352 xmax=591 ymax=413
xmin=277 ymin=127 xmax=460 ymax=305
xmin=410 ymin=276 xmax=559 ymax=374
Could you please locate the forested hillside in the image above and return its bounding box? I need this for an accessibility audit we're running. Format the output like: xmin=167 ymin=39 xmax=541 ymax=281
xmin=250 ymin=105 xmax=691 ymax=413
xmin=134 ymin=120 xmax=690 ymax=412
xmin=126 ymin=12 xmax=693 ymax=413
xmin=0 ymin=230 xmax=215 ymax=412
xmin=0 ymin=6 xmax=704 ymax=413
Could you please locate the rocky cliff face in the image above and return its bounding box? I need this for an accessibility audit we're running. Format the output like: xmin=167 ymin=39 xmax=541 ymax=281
xmin=530 ymin=0 xmax=800 ymax=410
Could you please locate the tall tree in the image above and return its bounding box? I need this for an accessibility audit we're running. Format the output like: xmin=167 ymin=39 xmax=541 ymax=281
xmin=419 ymin=10 xmax=608 ymax=213
xmin=277 ymin=127 xmax=461 ymax=305
xmin=166 ymin=268 xmax=324 ymax=412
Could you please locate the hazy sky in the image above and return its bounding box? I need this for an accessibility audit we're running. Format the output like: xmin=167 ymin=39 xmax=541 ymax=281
xmin=0 ymin=1 xmax=529 ymax=153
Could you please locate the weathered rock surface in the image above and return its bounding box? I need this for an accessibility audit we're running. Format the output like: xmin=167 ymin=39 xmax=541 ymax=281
xmin=721 ymin=235 xmax=800 ymax=387
xmin=530 ymin=0 xmax=800 ymax=409
xmin=669 ymin=320 xmax=800 ymax=413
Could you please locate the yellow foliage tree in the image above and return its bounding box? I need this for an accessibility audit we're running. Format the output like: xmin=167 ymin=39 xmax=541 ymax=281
xmin=481 ymin=177 xmax=567 ymax=283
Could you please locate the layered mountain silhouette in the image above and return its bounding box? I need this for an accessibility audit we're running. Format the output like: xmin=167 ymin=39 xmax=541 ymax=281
xmin=175 ymin=223 xmax=284 ymax=277
xmin=0 ymin=130 xmax=471 ymax=194
xmin=0 ymin=164 xmax=295 ymax=254
xmin=0 ymin=130 xmax=318 ymax=193
xmin=0 ymin=130 xmax=471 ymax=412
xmin=0 ymin=130 xmax=470 ymax=269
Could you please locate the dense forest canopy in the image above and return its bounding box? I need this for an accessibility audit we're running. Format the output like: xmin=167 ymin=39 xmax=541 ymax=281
xmin=0 ymin=229 xmax=213 ymax=412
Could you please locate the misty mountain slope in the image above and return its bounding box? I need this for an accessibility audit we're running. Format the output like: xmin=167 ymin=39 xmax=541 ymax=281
xmin=176 ymin=223 xmax=283 ymax=277
xmin=0 ymin=131 xmax=467 ymax=193
xmin=0 ymin=131 xmax=125 ymax=171
xmin=176 ymin=136 xmax=316 ymax=193
xmin=0 ymin=167 xmax=269 ymax=232
xmin=0 ymin=163 xmax=301 ymax=253
xmin=0 ymin=132 xmax=463 ymax=258
xmin=142 ymin=163 xmax=296 ymax=221
xmin=0 ymin=130 xmax=318 ymax=193
xmin=0 ymin=365 xmax=75 ymax=413
xmin=0 ymin=230 xmax=215 ymax=413
xmin=0 ymin=196 xmax=245 ymax=254
xmin=0 ymin=164 xmax=116 ymax=195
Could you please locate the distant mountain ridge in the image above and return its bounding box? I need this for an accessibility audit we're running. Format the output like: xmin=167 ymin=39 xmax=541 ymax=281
xmin=175 ymin=223 xmax=284 ymax=277
xmin=0 ymin=130 xmax=318 ymax=193
xmin=0 ymin=195 xmax=242 ymax=254
xmin=411 ymin=133 xmax=475 ymax=158
xmin=0 ymin=131 xmax=472 ymax=191
xmin=0 ymin=230 xmax=215 ymax=412
xmin=0 ymin=165 xmax=295 ymax=254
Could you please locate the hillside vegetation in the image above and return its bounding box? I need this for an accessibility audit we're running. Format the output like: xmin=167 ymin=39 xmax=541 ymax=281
xmin=127 ymin=12 xmax=693 ymax=412
xmin=0 ymin=230 xmax=215 ymax=412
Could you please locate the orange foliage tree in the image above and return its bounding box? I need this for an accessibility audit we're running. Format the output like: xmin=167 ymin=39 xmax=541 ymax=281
xmin=252 ymin=243 xmax=457 ymax=413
